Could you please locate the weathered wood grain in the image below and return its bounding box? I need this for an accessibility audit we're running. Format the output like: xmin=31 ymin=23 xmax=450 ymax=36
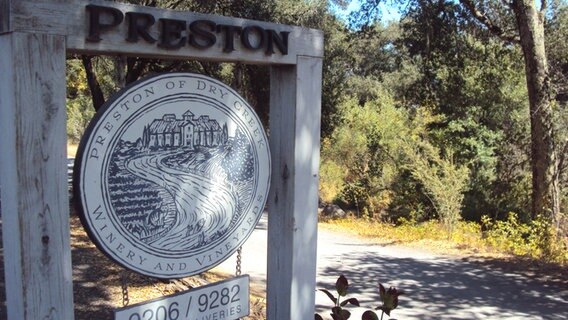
xmin=0 ymin=32 xmax=74 ymax=320
xmin=267 ymin=56 xmax=323 ymax=319
xmin=9 ymin=0 xmax=323 ymax=64
xmin=0 ymin=0 xmax=11 ymax=33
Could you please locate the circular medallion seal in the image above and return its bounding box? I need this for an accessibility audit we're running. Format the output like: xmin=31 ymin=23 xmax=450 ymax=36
xmin=74 ymin=73 xmax=270 ymax=279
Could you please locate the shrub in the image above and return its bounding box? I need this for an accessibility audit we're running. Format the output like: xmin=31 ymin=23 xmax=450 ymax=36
xmin=406 ymin=144 xmax=470 ymax=235
xmin=482 ymin=213 xmax=568 ymax=263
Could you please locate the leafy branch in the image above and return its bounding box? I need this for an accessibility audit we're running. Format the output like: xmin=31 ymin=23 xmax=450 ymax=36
xmin=316 ymin=275 xmax=361 ymax=320
xmin=316 ymin=275 xmax=404 ymax=320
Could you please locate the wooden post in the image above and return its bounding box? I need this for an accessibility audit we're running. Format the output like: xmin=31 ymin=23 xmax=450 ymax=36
xmin=268 ymin=56 xmax=323 ymax=319
xmin=0 ymin=32 xmax=74 ymax=319
xmin=0 ymin=0 xmax=10 ymax=32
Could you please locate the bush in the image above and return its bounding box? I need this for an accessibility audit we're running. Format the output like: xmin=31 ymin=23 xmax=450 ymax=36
xmin=482 ymin=213 xmax=568 ymax=264
xmin=320 ymin=97 xmax=417 ymax=218
xmin=406 ymin=144 xmax=470 ymax=235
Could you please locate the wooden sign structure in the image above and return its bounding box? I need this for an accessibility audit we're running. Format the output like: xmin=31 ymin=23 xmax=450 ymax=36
xmin=0 ymin=1 xmax=323 ymax=319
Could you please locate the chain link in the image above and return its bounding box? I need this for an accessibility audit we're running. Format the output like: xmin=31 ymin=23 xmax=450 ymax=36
xmin=121 ymin=271 xmax=130 ymax=307
xmin=236 ymin=246 xmax=242 ymax=276
xmin=235 ymin=246 xmax=243 ymax=320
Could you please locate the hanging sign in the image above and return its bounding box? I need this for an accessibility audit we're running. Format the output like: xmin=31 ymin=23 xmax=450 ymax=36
xmin=114 ymin=275 xmax=250 ymax=320
xmin=74 ymin=73 xmax=271 ymax=279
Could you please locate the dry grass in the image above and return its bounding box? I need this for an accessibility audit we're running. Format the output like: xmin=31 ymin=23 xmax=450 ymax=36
xmin=319 ymin=216 xmax=568 ymax=288
xmin=319 ymin=216 xmax=564 ymax=261
xmin=70 ymin=214 xmax=209 ymax=318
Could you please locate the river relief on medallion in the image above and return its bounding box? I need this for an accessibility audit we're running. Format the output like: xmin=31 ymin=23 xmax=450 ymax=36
xmin=106 ymin=106 xmax=256 ymax=253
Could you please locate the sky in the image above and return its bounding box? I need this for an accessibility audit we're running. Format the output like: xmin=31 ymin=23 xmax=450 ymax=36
xmin=330 ymin=0 xmax=403 ymax=24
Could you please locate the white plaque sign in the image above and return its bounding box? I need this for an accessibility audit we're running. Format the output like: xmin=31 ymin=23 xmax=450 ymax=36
xmin=74 ymin=73 xmax=271 ymax=278
xmin=114 ymin=276 xmax=250 ymax=320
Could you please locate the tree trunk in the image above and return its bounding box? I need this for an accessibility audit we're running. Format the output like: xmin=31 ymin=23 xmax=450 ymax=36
xmin=512 ymin=0 xmax=560 ymax=221
xmin=81 ymin=56 xmax=105 ymax=111
xmin=114 ymin=56 xmax=127 ymax=89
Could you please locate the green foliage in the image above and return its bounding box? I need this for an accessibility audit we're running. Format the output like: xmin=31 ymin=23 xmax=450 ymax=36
xmin=63 ymin=0 xmax=567 ymax=255
xmin=319 ymin=0 xmax=537 ymax=228
xmin=407 ymin=144 xmax=470 ymax=234
xmin=320 ymin=96 xmax=413 ymax=217
xmin=316 ymin=7 xmax=358 ymax=136
xmin=433 ymin=37 xmax=530 ymax=220
xmin=400 ymin=6 xmax=532 ymax=220
xmin=320 ymin=148 xmax=347 ymax=203
xmin=321 ymin=94 xmax=470 ymax=227
xmin=546 ymin=1 xmax=568 ymax=101
xmin=482 ymin=213 xmax=568 ymax=264
xmin=66 ymin=59 xmax=95 ymax=144
xmin=546 ymin=2 xmax=568 ymax=233
xmin=481 ymin=213 xmax=531 ymax=255
xmin=347 ymin=22 xmax=401 ymax=80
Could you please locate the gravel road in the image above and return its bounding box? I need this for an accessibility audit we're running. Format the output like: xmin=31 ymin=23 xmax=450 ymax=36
xmin=214 ymin=213 xmax=568 ymax=320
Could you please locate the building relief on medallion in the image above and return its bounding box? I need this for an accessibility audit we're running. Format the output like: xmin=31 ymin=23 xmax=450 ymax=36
xmin=108 ymin=109 xmax=255 ymax=252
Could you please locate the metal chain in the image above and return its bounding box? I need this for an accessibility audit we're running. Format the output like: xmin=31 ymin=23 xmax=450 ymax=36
xmin=121 ymin=271 xmax=130 ymax=307
xmin=236 ymin=246 xmax=242 ymax=276
xmin=235 ymin=247 xmax=243 ymax=320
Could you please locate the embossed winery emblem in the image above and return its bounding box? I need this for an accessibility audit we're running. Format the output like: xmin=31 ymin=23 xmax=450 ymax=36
xmin=74 ymin=73 xmax=270 ymax=278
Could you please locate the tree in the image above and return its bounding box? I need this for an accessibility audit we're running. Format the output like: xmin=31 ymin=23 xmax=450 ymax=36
xmin=462 ymin=0 xmax=560 ymax=222
xmin=348 ymin=0 xmax=562 ymax=223
xmin=395 ymin=1 xmax=534 ymax=220
xmin=546 ymin=2 xmax=568 ymax=232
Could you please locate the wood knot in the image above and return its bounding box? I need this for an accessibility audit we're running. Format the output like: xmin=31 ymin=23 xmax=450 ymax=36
xmin=282 ymin=164 xmax=290 ymax=180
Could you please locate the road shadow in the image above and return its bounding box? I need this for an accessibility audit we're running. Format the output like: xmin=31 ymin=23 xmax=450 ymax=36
xmin=316 ymin=250 xmax=568 ymax=319
xmin=71 ymin=218 xmax=118 ymax=319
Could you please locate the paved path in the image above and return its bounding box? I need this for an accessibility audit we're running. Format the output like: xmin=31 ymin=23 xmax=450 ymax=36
xmin=214 ymin=214 xmax=568 ymax=319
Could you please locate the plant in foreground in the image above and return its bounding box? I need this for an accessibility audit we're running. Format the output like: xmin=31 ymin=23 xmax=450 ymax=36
xmin=362 ymin=282 xmax=404 ymax=320
xmin=315 ymin=275 xmax=404 ymax=320
xmin=315 ymin=275 xmax=360 ymax=320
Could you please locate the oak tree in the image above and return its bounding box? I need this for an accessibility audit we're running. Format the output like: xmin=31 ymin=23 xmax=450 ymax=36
xmin=348 ymin=0 xmax=562 ymax=222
